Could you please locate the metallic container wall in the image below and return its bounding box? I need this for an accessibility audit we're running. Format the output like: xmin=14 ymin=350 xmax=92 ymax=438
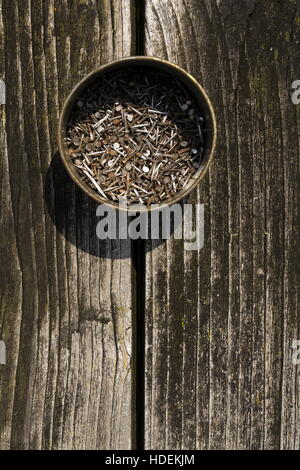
xmin=58 ymin=56 xmax=217 ymax=212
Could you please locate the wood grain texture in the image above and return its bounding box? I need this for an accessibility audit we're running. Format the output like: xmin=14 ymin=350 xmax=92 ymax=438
xmin=144 ymin=0 xmax=299 ymax=450
xmin=0 ymin=0 xmax=135 ymax=450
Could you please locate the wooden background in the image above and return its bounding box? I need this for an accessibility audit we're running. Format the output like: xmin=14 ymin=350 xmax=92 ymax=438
xmin=0 ymin=0 xmax=299 ymax=450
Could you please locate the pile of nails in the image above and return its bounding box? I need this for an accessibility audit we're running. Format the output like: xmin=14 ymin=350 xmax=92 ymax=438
xmin=66 ymin=68 xmax=206 ymax=206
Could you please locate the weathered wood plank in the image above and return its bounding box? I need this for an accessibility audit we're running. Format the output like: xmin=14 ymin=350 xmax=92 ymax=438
xmin=144 ymin=0 xmax=299 ymax=450
xmin=0 ymin=0 xmax=135 ymax=450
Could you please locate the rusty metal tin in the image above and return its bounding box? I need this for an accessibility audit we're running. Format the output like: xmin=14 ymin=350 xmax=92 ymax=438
xmin=58 ymin=56 xmax=217 ymax=212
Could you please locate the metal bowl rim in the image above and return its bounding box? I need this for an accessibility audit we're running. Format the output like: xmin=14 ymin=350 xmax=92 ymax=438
xmin=57 ymin=56 xmax=217 ymax=212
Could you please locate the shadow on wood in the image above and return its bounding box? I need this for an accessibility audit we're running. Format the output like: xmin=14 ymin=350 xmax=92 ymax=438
xmin=44 ymin=153 xmax=178 ymax=259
